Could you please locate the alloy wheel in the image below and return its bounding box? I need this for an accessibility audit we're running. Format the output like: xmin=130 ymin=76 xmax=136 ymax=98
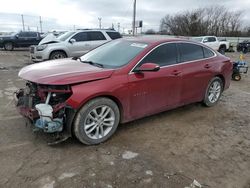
xmin=83 ymin=105 xmax=115 ymax=140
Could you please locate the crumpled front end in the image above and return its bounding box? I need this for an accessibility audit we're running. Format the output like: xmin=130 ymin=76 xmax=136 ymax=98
xmin=15 ymin=82 xmax=74 ymax=134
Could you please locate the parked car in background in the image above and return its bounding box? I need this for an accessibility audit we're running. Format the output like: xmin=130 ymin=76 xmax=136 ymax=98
xmin=192 ymin=36 xmax=229 ymax=54
xmin=237 ymin=40 xmax=250 ymax=53
xmin=0 ymin=31 xmax=43 ymax=50
xmin=30 ymin=29 xmax=122 ymax=62
xmin=15 ymin=38 xmax=233 ymax=145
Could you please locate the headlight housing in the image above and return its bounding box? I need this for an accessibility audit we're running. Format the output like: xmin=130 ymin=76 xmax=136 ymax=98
xmin=36 ymin=44 xmax=48 ymax=51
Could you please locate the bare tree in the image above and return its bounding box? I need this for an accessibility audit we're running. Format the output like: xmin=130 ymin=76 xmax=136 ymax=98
xmin=159 ymin=6 xmax=244 ymax=37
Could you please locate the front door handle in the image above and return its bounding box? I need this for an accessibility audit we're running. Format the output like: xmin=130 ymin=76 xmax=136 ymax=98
xmin=171 ymin=70 xmax=182 ymax=76
xmin=204 ymin=64 xmax=212 ymax=69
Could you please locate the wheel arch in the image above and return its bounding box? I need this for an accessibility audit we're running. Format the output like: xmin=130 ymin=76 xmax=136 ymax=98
xmin=3 ymin=41 xmax=15 ymax=48
xmin=219 ymin=44 xmax=226 ymax=49
xmin=69 ymin=94 xmax=124 ymax=137
xmin=49 ymin=49 xmax=68 ymax=59
xmin=215 ymin=74 xmax=225 ymax=90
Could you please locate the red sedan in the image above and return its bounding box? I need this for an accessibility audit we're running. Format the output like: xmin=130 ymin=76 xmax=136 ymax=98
xmin=16 ymin=38 xmax=233 ymax=145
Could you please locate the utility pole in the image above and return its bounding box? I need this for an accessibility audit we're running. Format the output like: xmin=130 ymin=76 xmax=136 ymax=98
xmin=98 ymin=17 xmax=102 ymax=29
xmin=39 ymin=16 xmax=43 ymax=33
xmin=132 ymin=0 xmax=136 ymax=36
xmin=21 ymin=14 xmax=25 ymax=31
xmin=117 ymin=23 xmax=120 ymax=33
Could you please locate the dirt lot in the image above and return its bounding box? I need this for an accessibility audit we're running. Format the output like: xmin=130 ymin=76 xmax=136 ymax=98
xmin=0 ymin=49 xmax=249 ymax=188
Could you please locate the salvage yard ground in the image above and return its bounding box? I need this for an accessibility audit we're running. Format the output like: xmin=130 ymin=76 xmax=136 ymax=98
xmin=0 ymin=49 xmax=249 ymax=188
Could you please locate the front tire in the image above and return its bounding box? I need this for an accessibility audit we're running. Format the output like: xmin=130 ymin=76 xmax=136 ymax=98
xmin=4 ymin=42 xmax=14 ymax=51
xmin=232 ymin=73 xmax=241 ymax=81
xmin=74 ymin=97 xmax=120 ymax=145
xmin=49 ymin=51 xmax=67 ymax=60
xmin=203 ymin=77 xmax=223 ymax=107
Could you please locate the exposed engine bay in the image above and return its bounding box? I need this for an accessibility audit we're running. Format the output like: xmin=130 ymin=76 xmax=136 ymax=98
xmin=15 ymin=82 xmax=74 ymax=143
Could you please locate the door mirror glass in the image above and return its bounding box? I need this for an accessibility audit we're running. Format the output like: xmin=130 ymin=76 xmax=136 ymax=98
xmin=69 ymin=38 xmax=76 ymax=43
xmin=134 ymin=63 xmax=160 ymax=73
xmin=15 ymin=34 xmax=19 ymax=38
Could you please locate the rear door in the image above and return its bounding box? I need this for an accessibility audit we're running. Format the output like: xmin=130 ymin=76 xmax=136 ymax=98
xmin=128 ymin=43 xmax=182 ymax=119
xmin=27 ymin=32 xmax=40 ymax=45
xmin=177 ymin=42 xmax=215 ymax=104
xmin=87 ymin=31 xmax=107 ymax=49
xmin=17 ymin=32 xmax=30 ymax=47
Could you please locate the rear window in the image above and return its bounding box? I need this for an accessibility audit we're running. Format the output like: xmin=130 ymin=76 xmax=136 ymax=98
xmin=203 ymin=47 xmax=214 ymax=58
xmin=106 ymin=32 xmax=122 ymax=40
xmin=178 ymin=43 xmax=204 ymax=62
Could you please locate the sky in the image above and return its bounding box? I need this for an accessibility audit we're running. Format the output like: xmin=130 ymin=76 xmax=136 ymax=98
xmin=0 ymin=0 xmax=250 ymax=33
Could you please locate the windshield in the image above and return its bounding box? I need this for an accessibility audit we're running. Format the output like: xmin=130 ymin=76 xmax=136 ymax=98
xmin=192 ymin=37 xmax=203 ymax=42
xmin=57 ymin=31 xmax=76 ymax=41
xmin=80 ymin=40 xmax=148 ymax=68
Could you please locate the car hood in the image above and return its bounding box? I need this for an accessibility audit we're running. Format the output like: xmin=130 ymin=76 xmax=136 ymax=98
xmin=0 ymin=35 xmax=14 ymax=39
xmin=18 ymin=59 xmax=114 ymax=85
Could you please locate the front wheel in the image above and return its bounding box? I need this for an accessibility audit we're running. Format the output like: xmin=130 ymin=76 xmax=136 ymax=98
xmin=49 ymin=51 xmax=67 ymax=60
xmin=203 ymin=77 xmax=223 ymax=107
xmin=74 ymin=98 xmax=120 ymax=145
xmin=232 ymin=73 xmax=241 ymax=81
xmin=4 ymin=42 xmax=14 ymax=51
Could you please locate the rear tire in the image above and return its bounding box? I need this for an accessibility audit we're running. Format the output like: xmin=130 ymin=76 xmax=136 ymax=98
xmin=74 ymin=97 xmax=120 ymax=145
xmin=4 ymin=42 xmax=14 ymax=51
xmin=203 ymin=77 xmax=223 ymax=107
xmin=49 ymin=51 xmax=67 ymax=60
xmin=218 ymin=46 xmax=226 ymax=54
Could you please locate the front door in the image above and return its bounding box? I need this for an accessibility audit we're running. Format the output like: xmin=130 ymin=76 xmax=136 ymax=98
xmin=128 ymin=43 xmax=182 ymax=120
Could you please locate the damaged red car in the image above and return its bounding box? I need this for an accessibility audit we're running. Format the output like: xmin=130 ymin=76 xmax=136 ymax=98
xmin=15 ymin=38 xmax=233 ymax=145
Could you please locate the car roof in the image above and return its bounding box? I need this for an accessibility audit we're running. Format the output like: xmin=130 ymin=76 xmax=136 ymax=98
xmin=122 ymin=36 xmax=192 ymax=46
xmin=76 ymin=29 xmax=118 ymax=32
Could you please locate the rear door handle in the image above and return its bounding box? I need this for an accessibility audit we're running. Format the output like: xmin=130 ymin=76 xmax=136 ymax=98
xmin=204 ymin=64 xmax=212 ymax=69
xmin=171 ymin=70 xmax=182 ymax=76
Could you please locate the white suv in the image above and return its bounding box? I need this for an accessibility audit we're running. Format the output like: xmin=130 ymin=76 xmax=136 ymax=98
xmin=30 ymin=29 xmax=121 ymax=62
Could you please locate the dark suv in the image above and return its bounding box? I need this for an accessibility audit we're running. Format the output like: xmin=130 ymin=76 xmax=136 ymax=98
xmin=0 ymin=31 xmax=42 ymax=50
xmin=237 ymin=40 xmax=250 ymax=53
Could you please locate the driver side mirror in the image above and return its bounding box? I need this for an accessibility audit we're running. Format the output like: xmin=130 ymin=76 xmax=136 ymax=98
xmin=134 ymin=63 xmax=160 ymax=73
xmin=15 ymin=34 xmax=19 ymax=39
xmin=203 ymin=39 xmax=208 ymax=43
xmin=69 ymin=38 xmax=76 ymax=43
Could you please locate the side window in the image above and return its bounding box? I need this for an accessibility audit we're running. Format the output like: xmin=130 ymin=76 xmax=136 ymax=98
xmin=106 ymin=32 xmax=122 ymax=40
xmin=203 ymin=47 xmax=214 ymax=58
xmin=140 ymin=43 xmax=177 ymax=67
xmin=178 ymin=43 xmax=204 ymax=62
xmin=28 ymin=32 xmax=38 ymax=37
xmin=88 ymin=31 xmax=106 ymax=41
xmin=19 ymin=32 xmax=28 ymax=37
xmin=208 ymin=37 xmax=216 ymax=42
xmin=71 ymin=32 xmax=88 ymax=42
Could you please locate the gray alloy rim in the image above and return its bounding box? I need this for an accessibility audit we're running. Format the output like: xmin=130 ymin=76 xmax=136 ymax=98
xmin=52 ymin=53 xmax=65 ymax=59
xmin=5 ymin=43 xmax=12 ymax=50
xmin=208 ymin=80 xmax=221 ymax=103
xmin=83 ymin=105 xmax=115 ymax=140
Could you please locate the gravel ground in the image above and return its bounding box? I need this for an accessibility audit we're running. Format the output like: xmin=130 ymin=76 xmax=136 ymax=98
xmin=0 ymin=49 xmax=249 ymax=188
